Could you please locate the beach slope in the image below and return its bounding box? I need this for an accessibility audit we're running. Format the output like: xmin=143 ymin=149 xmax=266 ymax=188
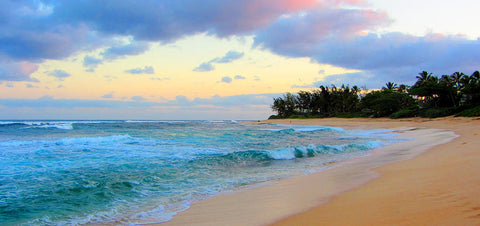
xmin=273 ymin=117 xmax=480 ymax=225
xmin=162 ymin=117 xmax=480 ymax=226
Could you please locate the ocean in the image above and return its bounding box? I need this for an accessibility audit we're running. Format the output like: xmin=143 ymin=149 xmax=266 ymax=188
xmin=0 ymin=120 xmax=400 ymax=225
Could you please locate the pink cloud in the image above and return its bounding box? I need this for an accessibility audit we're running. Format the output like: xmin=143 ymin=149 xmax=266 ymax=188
xmin=0 ymin=61 xmax=39 ymax=81
xmin=20 ymin=62 xmax=39 ymax=75
xmin=253 ymin=7 xmax=390 ymax=56
xmin=247 ymin=0 xmax=317 ymax=13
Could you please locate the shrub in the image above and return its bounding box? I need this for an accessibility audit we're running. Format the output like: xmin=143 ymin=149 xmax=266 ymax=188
xmin=360 ymin=90 xmax=416 ymax=117
xmin=455 ymin=106 xmax=480 ymax=117
xmin=419 ymin=107 xmax=458 ymax=118
xmin=390 ymin=108 xmax=418 ymax=119
xmin=288 ymin=114 xmax=312 ymax=119
xmin=268 ymin=115 xmax=279 ymax=119
xmin=333 ymin=112 xmax=369 ymax=118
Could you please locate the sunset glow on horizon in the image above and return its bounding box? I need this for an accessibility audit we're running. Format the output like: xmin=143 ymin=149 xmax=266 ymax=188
xmin=1 ymin=0 xmax=479 ymax=120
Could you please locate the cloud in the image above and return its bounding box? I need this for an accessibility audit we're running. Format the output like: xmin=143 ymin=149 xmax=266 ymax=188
xmin=216 ymin=51 xmax=245 ymax=63
xmin=0 ymin=1 xmax=108 ymax=81
xmin=52 ymin=0 xmax=319 ymax=41
xmin=0 ymin=96 xmax=155 ymax=109
xmin=167 ymin=93 xmax=279 ymax=106
xmin=253 ymin=8 xmax=480 ymax=87
xmin=314 ymin=33 xmax=480 ymax=84
xmin=221 ymin=76 xmax=233 ymax=83
xmin=316 ymin=72 xmax=378 ymax=88
xmin=193 ymin=62 xmax=215 ymax=72
xmin=102 ymin=41 xmax=150 ymax=60
xmin=218 ymin=74 xmax=247 ymax=83
xmin=47 ymin=69 xmax=71 ymax=80
xmin=131 ymin=95 xmax=146 ymax=101
xmin=26 ymin=84 xmax=38 ymax=88
xmin=0 ymin=62 xmax=39 ymax=82
xmin=0 ymin=93 xmax=279 ymax=109
xmin=0 ymin=23 xmax=97 ymax=62
xmin=1 ymin=0 xmax=479 ymax=88
xmin=0 ymin=0 xmax=317 ymax=76
xmin=83 ymin=56 xmax=103 ymax=72
xmin=194 ymin=50 xmax=244 ymax=72
xmin=102 ymin=91 xmax=114 ymax=98
xmin=291 ymin=83 xmax=316 ymax=89
xmin=173 ymin=95 xmax=191 ymax=106
xmin=0 ymin=94 xmax=281 ymax=120
xmin=125 ymin=66 xmax=154 ymax=74
xmin=253 ymin=8 xmax=390 ymax=57
xmin=80 ymin=42 xmax=150 ymax=72
xmin=195 ymin=94 xmax=273 ymax=106
xmin=150 ymin=77 xmax=170 ymax=81
xmin=104 ymin=75 xmax=118 ymax=81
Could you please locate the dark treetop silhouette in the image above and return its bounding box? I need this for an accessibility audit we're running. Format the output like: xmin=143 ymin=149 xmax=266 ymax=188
xmin=271 ymin=71 xmax=480 ymax=119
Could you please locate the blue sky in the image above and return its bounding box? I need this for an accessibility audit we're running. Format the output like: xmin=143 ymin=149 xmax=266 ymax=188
xmin=1 ymin=0 xmax=479 ymax=120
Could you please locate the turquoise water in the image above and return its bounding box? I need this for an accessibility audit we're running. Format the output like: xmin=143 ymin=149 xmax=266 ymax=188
xmin=0 ymin=120 xmax=399 ymax=225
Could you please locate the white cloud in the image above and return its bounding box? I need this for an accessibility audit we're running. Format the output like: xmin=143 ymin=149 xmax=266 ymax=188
xmin=83 ymin=56 xmax=103 ymax=72
xmin=221 ymin=76 xmax=233 ymax=83
xmin=194 ymin=51 xmax=244 ymax=72
xmin=102 ymin=91 xmax=114 ymax=98
xmin=131 ymin=96 xmax=147 ymax=101
xmin=47 ymin=70 xmax=71 ymax=80
xmin=125 ymin=66 xmax=155 ymax=74
xmin=193 ymin=62 xmax=215 ymax=72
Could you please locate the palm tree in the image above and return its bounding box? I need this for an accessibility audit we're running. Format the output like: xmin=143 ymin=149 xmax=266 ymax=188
xmin=318 ymin=85 xmax=331 ymax=115
xmin=417 ymin=71 xmax=433 ymax=82
xmin=384 ymin=82 xmax=397 ymax=90
xmin=272 ymin=97 xmax=286 ymax=117
xmin=471 ymin=71 xmax=480 ymax=80
xmin=450 ymin=72 xmax=466 ymax=89
xmin=297 ymin=91 xmax=313 ymax=115
xmin=470 ymin=71 xmax=480 ymax=105
xmin=410 ymin=71 xmax=440 ymax=108
xmin=461 ymin=71 xmax=480 ymax=105
xmin=352 ymin=85 xmax=359 ymax=94
xmin=439 ymin=75 xmax=458 ymax=107
xmin=398 ymin=84 xmax=408 ymax=93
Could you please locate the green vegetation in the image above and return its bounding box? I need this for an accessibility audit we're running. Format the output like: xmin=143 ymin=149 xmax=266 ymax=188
xmin=455 ymin=106 xmax=480 ymax=117
xmin=270 ymin=71 xmax=480 ymax=119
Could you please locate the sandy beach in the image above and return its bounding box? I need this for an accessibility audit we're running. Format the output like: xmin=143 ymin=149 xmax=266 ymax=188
xmin=161 ymin=117 xmax=480 ymax=225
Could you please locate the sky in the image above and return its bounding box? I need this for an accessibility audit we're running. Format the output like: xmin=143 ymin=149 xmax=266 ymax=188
xmin=1 ymin=0 xmax=479 ymax=120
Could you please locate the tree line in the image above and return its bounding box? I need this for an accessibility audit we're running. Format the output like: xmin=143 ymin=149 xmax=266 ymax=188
xmin=270 ymin=71 xmax=480 ymax=119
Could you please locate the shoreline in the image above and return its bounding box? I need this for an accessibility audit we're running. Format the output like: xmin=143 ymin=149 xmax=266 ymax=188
xmin=273 ymin=117 xmax=480 ymax=225
xmin=159 ymin=117 xmax=480 ymax=225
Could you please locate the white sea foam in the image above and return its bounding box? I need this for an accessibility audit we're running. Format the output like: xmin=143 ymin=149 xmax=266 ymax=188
xmin=0 ymin=120 xmax=116 ymax=130
xmin=260 ymin=124 xmax=346 ymax=133
xmin=266 ymin=147 xmax=297 ymax=160
xmin=125 ymin=120 xmax=187 ymax=124
xmin=264 ymin=141 xmax=385 ymax=160
xmin=0 ymin=121 xmax=20 ymax=125
xmin=130 ymin=202 xmax=190 ymax=225
xmin=55 ymin=134 xmax=133 ymax=145
xmin=28 ymin=123 xmax=73 ymax=130
xmin=203 ymin=120 xmax=228 ymax=124
xmin=294 ymin=127 xmax=345 ymax=132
